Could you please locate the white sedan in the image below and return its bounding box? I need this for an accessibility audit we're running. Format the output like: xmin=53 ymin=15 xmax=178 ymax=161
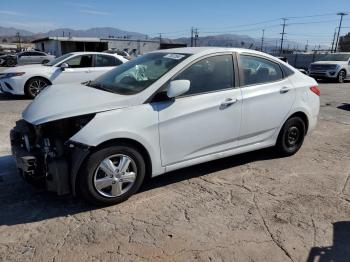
xmin=11 ymin=47 xmax=320 ymax=205
xmin=0 ymin=52 xmax=128 ymax=98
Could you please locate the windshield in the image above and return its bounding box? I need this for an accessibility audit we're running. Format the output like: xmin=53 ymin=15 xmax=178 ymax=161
xmin=45 ymin=53 xmax=74 ymax=66
xmin=86 ymin=52 xmax=190 ymax=95
xmin=320 ymin=54 xmax=350 ymax=62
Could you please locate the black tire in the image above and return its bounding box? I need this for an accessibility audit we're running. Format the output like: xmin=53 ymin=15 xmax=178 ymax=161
xmin=42 ymin=60 xmax=49 ymax=64
xmin=6 ymin=58 xmax=16 ymax=67
xmin=275 ymin=117 xmax=306 ymax=156
xmin=24 ymin=77 xmax=50 ymax=99
xmin=78 ymin=144 xmax=146 ymax=206
xmin=337 ymin=70 xmax=346 ymax=83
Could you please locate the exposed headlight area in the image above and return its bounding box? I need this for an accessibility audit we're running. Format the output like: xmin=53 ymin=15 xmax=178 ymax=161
xmin=10 ymin=114 xmax=95 ymax=194
xmin=38 ymin=113 xmax=96 ymax=143
xmin=0 ymin=72 xmax=25 ymax=79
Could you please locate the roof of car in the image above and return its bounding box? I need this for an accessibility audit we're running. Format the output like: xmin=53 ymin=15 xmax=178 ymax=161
xmin=153 ymin=47 xmax=263 ymax=55
xmin=70 ymin=51 xmax=116 ymax=55
xmin=68 ymin=51 xmax=127 ymax=60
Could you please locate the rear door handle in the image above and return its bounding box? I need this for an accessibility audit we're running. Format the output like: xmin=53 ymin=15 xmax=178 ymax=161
xmin=220 ymin=98 xmax=237 ymax=108
xmin=280 ymin=87 xmax=291 ymax=94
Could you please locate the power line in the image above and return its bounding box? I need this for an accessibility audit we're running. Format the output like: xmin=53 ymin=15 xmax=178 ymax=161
xmin=285 ymin=12 xmax=342 ymax=19
xmin=288 ymin=19 xmax=339 ymax=25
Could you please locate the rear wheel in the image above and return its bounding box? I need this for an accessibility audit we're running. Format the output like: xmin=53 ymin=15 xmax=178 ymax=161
xmin=24 ymin=77 xmax=50 ymax=98
xmin=276 ymin=117 xmax=306 ymax=156
xmin=78 ymin=145 xmax=146 ymax=206
xmin=337 ymin=70 xmax=346 ymax=83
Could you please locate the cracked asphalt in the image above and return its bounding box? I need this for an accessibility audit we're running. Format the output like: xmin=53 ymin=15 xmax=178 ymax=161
xmin=0 ymin=77 xmax=350 ymax=261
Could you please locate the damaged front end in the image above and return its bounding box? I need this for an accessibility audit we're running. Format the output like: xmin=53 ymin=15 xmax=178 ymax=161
xmin=10 ymin=114 xmax=95 ymax=195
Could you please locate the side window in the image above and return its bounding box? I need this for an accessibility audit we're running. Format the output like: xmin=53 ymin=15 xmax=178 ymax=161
xmin=28 ymin=52 xmax=41 ymax=56
xmin=64 ymin=55 xmax=93 ymax=68
xmin=240 ymin=55 xmax=283 ymax=86
xmin=19 ymin=52 xmax=29 ymax=57
xmin=174 ymin=55 xmax=234 ymax=96
xmin=95 ymin=54 xmax=122 ymax=67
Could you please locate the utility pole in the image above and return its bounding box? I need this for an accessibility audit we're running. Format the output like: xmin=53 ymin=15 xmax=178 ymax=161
xmin=305 ymin=40 xmax=309 ymax=52
xmin=159 ymin=33 xmax=162 ymax=44
xmin=331 ymin=28 xmax=337 ymax=52
xmin=16 ymin=32 xmax=21 ymax=50
xmin=279 ymin=18 xmax=288 ymax=55
xmin=260 ymin=29 xmax=265 ymax=52
xmin=335 ymin=12 xmax=348 ymax=52
xmin=275 ymin=40 xmax=278 ymax=55
xmin=190 ymin=27 xmax=194 ymax=47
xmin=194 ymin=28 xmax=199 ymax=47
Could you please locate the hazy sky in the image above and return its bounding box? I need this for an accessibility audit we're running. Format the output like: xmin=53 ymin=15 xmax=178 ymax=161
xmin=1 ymin=0 xmax=350 ymax=46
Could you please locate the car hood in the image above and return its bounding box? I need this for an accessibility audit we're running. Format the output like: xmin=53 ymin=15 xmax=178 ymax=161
xmin=3 ymin=64 xmax=51 ymax=73
xmin=23 ymin=83 xmax=140 ymax=125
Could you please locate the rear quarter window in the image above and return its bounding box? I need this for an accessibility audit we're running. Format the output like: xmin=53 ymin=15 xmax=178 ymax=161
xmin=280 ymin=64 xmax=295 ymax=77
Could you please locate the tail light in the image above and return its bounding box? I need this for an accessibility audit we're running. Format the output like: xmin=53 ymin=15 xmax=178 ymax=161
xmin=310 ymin=86 xmax=320 ymax=96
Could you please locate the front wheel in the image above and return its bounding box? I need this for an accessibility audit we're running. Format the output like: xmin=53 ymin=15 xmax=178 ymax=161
xmin=6 ymin=58 xmax=16 ymax=67
xmin=275 ymin=117 xmax=306 ymax=156
xmin=24 ymin=77 xmax=50 ymax=98
xmin=78 ymin=145 xmax=146 ymax=206
xmin=337 ymin=70 xmax=346 ymax=83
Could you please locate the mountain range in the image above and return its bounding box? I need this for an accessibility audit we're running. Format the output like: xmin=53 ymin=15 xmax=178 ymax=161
xmin=0 ymin=26 xmax=316 ymax=51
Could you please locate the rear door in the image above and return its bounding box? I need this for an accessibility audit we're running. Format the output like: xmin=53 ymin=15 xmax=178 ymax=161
xmin=156 ymin=53 xmax=242 ymax=166
xmin=238 ymin=54 xmax=296 ymax=146
xmin=92 ymin=54 xmax=123 ymax=79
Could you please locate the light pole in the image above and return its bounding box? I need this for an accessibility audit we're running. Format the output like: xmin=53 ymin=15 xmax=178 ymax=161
xmin=334 ymin=12 xmax=348 ymax=52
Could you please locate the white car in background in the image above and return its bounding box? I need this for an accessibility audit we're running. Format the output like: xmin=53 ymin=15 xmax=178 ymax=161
xmin=11 ymin=47 xmax=320 ymax=205
xmin=0 ymin=52 xmax=128 ymax=98
xmin=308 ymin=53 xmax=350 ymax=83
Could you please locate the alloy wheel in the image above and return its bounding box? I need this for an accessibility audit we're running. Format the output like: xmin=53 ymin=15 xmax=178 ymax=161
xmin=338 ymin=71 xmax=345 ymax=83
xmin=28 ymin=79 xmax=48 ymax=97
xmin=93 ymin=154 xmax=137 ymax=198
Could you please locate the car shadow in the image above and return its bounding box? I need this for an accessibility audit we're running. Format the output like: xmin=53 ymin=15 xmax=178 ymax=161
xmin=307 ymin=221 xmax=350 ymax=262
xmin=337 ymin=103 xmax=350 ymax=112
xmin=316 ymin=79 xmax=350 ymax=85
xmin=0 ymin=93 xmax=30 ymax=101
xmin=0 ymin=148 xmax=281 ymax=226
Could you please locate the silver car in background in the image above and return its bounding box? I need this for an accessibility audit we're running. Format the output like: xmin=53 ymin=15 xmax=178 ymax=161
xmin=17 ymin=51 xmax=56 ymax=65
xmin=0 ymin=51 xmax=56 ymax=67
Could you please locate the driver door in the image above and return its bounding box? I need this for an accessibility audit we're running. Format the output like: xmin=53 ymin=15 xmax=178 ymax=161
xmin=51 ymin=54 xmax=94 ymax=84
xmin=17 ymin=52 xmax=31 ymax=65
xmin=156 ymin=54 xmax=242 ymax=167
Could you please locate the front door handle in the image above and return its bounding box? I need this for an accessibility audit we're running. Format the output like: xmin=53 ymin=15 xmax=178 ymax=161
xmin=280 ymin=87 xmax=291 ymax=94
xmin=220 ymin=98 xmax=237 ymax=109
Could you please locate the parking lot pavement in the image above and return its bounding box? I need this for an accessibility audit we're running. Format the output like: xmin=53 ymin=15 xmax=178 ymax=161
xmin=0 ymin=81 xmax=350 ymax=262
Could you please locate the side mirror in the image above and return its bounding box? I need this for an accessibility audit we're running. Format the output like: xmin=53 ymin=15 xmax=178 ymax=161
xmin=167 ymin=80 xmax=190 ymax=98
xmin=60 ymin=62 xmax=69 ymax=70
